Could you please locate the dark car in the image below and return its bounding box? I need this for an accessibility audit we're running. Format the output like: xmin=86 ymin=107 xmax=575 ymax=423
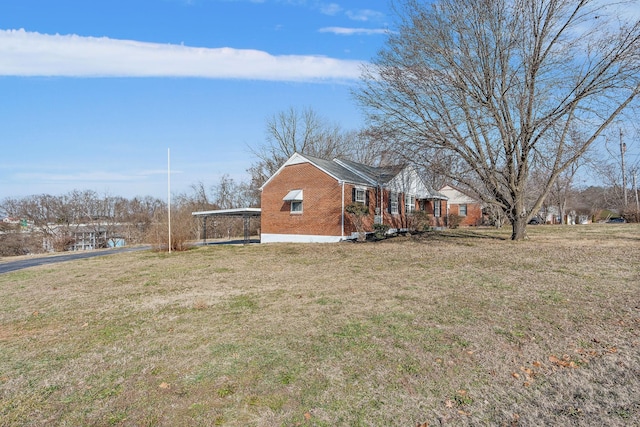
xmin=606 ymin=217 xmax=626 ymax=223
xmin=528 ymin=217 xmax=544 ymax=225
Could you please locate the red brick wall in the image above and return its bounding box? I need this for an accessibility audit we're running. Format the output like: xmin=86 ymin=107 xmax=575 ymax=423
xmin=261 ymin=161 xmax=453 ymax=236
xmin=344 ymin=187 xmax=405 ymax=232
xmin=448 ymin=203 xmax=483 ymax=226
xmin=261 ymin=163 xmax=345 ymax=236
xmin=419 ymin=200 xmax=447 ymax=228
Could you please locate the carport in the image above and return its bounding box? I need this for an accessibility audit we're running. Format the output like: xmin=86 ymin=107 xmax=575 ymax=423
xmin=192 ymin=208 xmax=261 ymax=245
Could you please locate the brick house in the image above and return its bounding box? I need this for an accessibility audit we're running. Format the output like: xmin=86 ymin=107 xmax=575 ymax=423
xmin=260 ymin=153 xmax=447 ymax=243
xmin=438 ymin=184 xmax=484 ymax=226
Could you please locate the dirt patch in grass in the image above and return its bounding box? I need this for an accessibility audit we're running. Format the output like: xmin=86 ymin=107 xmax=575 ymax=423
xmin=1 ymin=224 xmax=639 ymax=426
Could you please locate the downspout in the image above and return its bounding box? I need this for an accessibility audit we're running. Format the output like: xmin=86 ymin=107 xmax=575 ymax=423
xmin=379 ymin=173 xmax=382 ymax=226
xmin=446 ymin=200 xmax=450 ymax=227
xmin=379 ymin=183 xmax=382 ymax=224
xmin=341 ymin=181 xmax=345 ymax=239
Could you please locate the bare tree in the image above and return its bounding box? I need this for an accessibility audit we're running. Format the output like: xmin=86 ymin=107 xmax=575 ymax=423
xmin=248 ymin=106 xmax=384 ymax=191
xmin=188 ymin=181 xmax=215 ymax=211
xmin=356 ymin=0 xmax=640 ymax=240
xmin=340 ymin=129 xmax=389 ymax=166
xmin=590 ymin=125 xmax=640 ymax=213
xmin=212 ymin=174 xmax=242 ymax=210
xmin=2 ymin=194 xmax=70 ymax=250
xmin=1 ymin=192 xmax=165 ymax=252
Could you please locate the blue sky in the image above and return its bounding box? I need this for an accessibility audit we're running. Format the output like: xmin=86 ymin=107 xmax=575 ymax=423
xmin=0 ymin=0 xmax=393 ymax=200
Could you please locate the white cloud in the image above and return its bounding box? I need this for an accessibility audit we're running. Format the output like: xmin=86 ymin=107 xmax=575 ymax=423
xmin=346 ymin=9 xmax=384 ymax=22
xmin=0 ymin=29 xmax=364 ymax=82
xmin=319 ymin=27 xmax=389 ymax=36
xmin=319 ymin=2 xmax=342 ymax=16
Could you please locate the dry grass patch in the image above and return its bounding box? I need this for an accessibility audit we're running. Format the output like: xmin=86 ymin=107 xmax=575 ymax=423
xmin=1 ymin=224 xmax=639 ymax=426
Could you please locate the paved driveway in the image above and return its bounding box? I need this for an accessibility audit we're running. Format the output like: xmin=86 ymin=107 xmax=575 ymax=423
xmin=0 ymin=246 xmax=150 ymax=274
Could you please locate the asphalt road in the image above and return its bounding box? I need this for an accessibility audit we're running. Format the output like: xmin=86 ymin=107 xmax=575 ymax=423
xmin=0 ymin=246 xmax=151 ymax=274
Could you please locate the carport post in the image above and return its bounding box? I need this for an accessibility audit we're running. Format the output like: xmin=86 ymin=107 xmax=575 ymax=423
xmin=243 ymin=214 xmax=250 ymax=245
xmin=203 ymin=216 xmax=207 ymax=244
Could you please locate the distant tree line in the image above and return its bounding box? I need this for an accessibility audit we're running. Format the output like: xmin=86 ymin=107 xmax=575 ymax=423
xmin=0 ymin=174 xmax=262 ymax=255
xmin=0 ymin=191 xmax=165 ymax=255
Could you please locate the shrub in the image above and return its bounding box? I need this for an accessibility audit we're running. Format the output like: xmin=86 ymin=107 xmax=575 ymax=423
xmin=146 ymin=208 xmax=197 ymax=251
xmin=0 ymin=231 xmax=43 ymax=256
xmin=373 ymin=223 xmax=390 ymax=239
xmin=345 ymin=202 xmax=370 ymax=242
xmin=621 ymin=206 xmax=640 ymax=223
xmin=409 ymin=211 xmax=431 ymax=232
xmin=447 ymin=214 xmax=463 ymax=229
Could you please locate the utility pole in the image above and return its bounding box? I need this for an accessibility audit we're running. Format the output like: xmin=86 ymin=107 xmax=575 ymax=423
xmin=168 ymin=148 xmax=172 ymax=254
xmin=620 ymin=129 xmax=628 ymax=207
xmin=633 ymin=168 xmax=639 ymax=215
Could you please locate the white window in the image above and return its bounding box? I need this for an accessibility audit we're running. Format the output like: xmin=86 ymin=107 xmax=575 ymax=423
xmin=283 ymin=189 xmax=303 ymax=214
xmin=390 ymin=192 xmax=399 ymax=214
xmin=405 ymin=195 xmax=415 ymax=213
xmin=459 ymin=204 xmax=467 ymax=216
xmin=355 ymin=188 xmax=366 ymax=203
xmin=434 ymin=201 xmax=441 ymax=217
xmin=291 ymin=201 xmax=303 ymax=213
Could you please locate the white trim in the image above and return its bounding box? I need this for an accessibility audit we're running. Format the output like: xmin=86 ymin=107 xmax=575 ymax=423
xmin=260 ymin=233 xmax=345 ymax=243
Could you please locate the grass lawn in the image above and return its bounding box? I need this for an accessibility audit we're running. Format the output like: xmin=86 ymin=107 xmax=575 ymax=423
xmin=1 ymin=224 xmax=639 ymax=426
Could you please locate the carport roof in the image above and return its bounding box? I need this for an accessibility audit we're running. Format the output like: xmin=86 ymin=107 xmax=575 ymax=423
xmin=191 ymin=208 xmax=261 ymax=217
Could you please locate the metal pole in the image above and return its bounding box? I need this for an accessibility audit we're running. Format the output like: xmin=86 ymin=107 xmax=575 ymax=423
xmin=620 ymin=129 xmax=628 ymax=207
xmin=633 ymin=169 xmax=639 ymax=214
xmin=203 ymin=216 xmax=207 ymax=245
xmin=244 ymin=215 xmax=250 ymax=245
xmin=168 ymin=148 xmax=171 ymax=254
xmin=341 ymin=181 xmax=345 ymax=238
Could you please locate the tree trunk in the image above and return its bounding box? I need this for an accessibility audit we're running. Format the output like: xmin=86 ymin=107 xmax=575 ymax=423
xmin=511 ymin=216 xmax=528 ymax=240
xmin=510 ymin=197 xmax=528 ymax=240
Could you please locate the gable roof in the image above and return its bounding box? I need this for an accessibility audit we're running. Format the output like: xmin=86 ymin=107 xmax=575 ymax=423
xmin=260 ymin=152 xmax=402 ymax=189
xmin=333 ymin=158 xmax=405 ymax=185
xmin=260 ymin=152 xmax=446 ymax=200
xmin=299 ymin=154 xmax=373 ymax=186
xmin=439 ymin=184 xmax=481 ymax=204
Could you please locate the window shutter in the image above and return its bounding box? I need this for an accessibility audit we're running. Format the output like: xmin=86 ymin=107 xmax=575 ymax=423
xmin=365 ymin=190 xmax=370 ymax=207
xmin=387 ymin=192 xmax=392 ymax=213
xmin=352 ymin=187 xmax=356 ymax=202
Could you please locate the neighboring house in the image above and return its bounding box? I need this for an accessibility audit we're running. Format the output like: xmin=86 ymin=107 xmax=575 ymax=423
xmin=42 ymin=224 xmax=127 ymax=252
xmin=2 ymin=217 xmax=21 ymax=225
xmin=260 ymin=153 xmax=447 ymax=243
xmin=438 ymin=185 xmax=484 ymax=226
